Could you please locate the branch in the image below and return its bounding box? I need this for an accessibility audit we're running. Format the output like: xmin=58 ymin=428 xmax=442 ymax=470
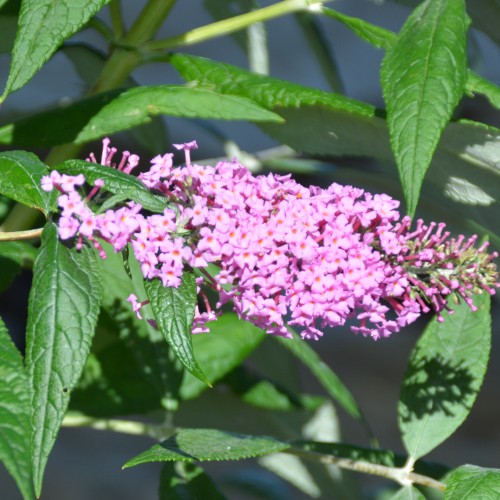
xmin=145 ymin=0 xmax=331 ymax=52
xmin=0 ymin=228 xmax=43 ymax=241
xmin=287 ymin=447 xmax=446 ymax=492
xmin=62 ymin=413 xmax=175 ymax=441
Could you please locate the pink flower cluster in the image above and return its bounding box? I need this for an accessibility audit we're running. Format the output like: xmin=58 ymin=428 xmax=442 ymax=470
xmin=42 ymin=139 xmax=499 ymax=340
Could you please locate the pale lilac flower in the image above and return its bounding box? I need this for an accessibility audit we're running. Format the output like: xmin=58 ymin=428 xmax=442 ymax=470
xmin=127 ymin=294 xmax=144 ymax=320
xmin=59 ymin=174 xmax=85 ymax=192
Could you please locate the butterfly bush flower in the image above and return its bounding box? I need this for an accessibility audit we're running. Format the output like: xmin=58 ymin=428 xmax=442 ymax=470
xmin=41 ymin=139 xmax=499 ymax=340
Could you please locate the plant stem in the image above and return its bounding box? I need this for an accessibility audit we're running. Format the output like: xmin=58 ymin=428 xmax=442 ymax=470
xmin=91 ymin=0 xmax=177 ymax=94
xmin=0 ymin=228 xmax=43 ymax=241
xmin=62 ymin=413 xmax=175 ymax=440
xmin=287 ymin=447 xmax=446 ymax=492
xmin=247 ymin=19 xmax=269 ymax=74
xmin=87 ymin=16 xmax=115 ymax=42
xmin=145 ymin=0 xmax=330 ymax=52
xmin=61 ymin=413 xmax=446 ymax=493
xmin=109 ymin=0 xmax=125 ymax=38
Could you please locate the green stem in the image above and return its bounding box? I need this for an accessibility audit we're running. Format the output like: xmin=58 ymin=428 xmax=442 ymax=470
xmin=0 ymin=228 xmax=43 ymax=241
xmin=145 ymin=0 xmax=330 ymax=52
xmin=62 ymin=414 xmax=175 ymax=440
xmin=87 ymin=16 xmax=115 ymax=42
xmin=247 ymin=18 xmax=269 ymax=74
xmin=287 ymin=447 xmax=446 ymax=492
xmin=61 ymin=413 xmax=445 ymax=493
xmin=109 ymin=0 xmax=125 ymax=38
xmin=91 ymin=0 xmax=177 ymax=93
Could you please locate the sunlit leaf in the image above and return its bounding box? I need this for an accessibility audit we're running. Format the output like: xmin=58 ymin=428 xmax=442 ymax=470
xmin=0 ymin=86 xmax=282 ymax=147
xmin=445 ymin=465 xmax=500 ymax=499
xmin=145 ymin=273 xmax=209 ymax=385
xmin=56 ymin=160 xmax=168 ymax=213
xmin=26 ymin=223 xmax=102 ymax=495
xmin=1 ymin=0 xmax=109 ymax=100
xmin=381 ymin=0 xmax=469 ymax=215
xmin=123 ymin=428 xmax=290 ymax=467
xmin=0 ymin=151 xmax=55 ymax=215
xmin=0 ymin=317 xmax=34 ymax=500
xmin=71 ymin=245 xmax=183 ymax=417
xmin=399 ymin=294 xmax=491 ymax=460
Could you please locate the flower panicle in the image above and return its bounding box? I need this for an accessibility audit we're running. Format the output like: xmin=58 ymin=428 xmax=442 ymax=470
xmin=41 ymin=138 xmax=499 ymax=340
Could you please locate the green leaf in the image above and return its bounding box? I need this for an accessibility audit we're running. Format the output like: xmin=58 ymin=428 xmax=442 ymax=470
xmin=390 ymin=486 xmax=425 ymax=500
xmin=78 ymin=86 xmax=284 ymax=135
xmin=25 ymin=223 xmax=102 ymax=495
xmin=0 ymin=240 xmax=37 ymax=266
xmin=381 ymin=0 xmax=469 ymax=215
xmin=0 ymin=86 xmax=282 ymax=147
xmin=170 ymin=53 xmax=391 ymax=159
xmin=275 ymin=331 xmax=362 ymax=420
xmin=0 ymin=317 xmax=34 ymax=500
xmin=0 ymin=90 xmax=121 ymax=147
xmin=0 ymin=151 xmax=55 ymax=215
xmin=70 ymin=310 xmax=174 ymax=417
xmin=465 ymin=70 xmax=500 ymax=110
xmin=322 ymin=7 xmax=397 ymax=49
xmin=55 ymin=160 xmax=168 ymax=213
xmin=1 ymin=0 xmax=109 ymax=100
xmin=391 ymin=0 xmax=500 ymax=46
xmin=322 ymin=7 xmax=498 ymax=116
xmin=437 ymin=120 xmax=500 ymax=207
xmin=71 ymin=244 xmax=183 ymax=417
xmin=179 ymin=313 xmax=265 ymax=400
xmin=0 ymin=241 xmax=37 ymax=292
xmin=123 ymin=428 xmax=290 ymax=468
xmin=260 ymin=105 xmax=391 ymax=159
xmin=145 ymin=273 xmax=209 ymax=385
xmin=399 ymin=293 xmax=491 ymax=460
xmin=445 ymin=465 xmax=500 ymax=499
xmin=324 ymin=7 xmax=500 ymax=120
xmin=171 ymin=53 xmax=373 ymax=115
xmin=159 ymin=462 xmax=226 ymax=500
xmin=224 ymin=365 xmax=325 ymax=411
xmin=171 ymin=55 xmax=498 ymax=216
